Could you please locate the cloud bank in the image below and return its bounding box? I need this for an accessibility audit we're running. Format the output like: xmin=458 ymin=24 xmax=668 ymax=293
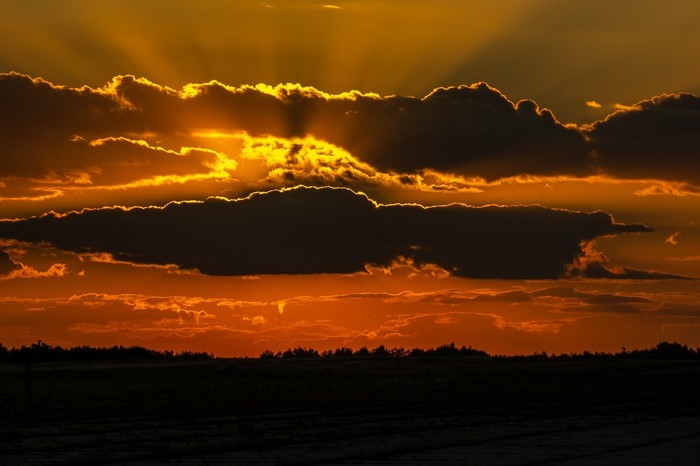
xmin=0 ymin=186 xmax=650 ymax=279
xmin=2 ymin=72 xmax=699 ymax=198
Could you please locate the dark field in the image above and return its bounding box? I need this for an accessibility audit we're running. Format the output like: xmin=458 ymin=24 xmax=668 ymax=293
xmin=2 ymin=356 xmax=700 ymax=464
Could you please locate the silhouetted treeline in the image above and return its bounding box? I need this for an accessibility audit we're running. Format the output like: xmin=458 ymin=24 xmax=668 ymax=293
xmin=259 ymin=343 xmax=489 ymax=360
xmin=1 ymin=340 xmax=698 ymax=363
xmin=0 ymin=340 xmax=214 ymax=363
xmin=260 ymin=341 xmax=700 ymax=361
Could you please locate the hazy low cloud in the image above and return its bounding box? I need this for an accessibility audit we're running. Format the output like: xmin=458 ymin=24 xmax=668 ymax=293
xmin=0 ymin=186 xmax=650 ymax=279
xmin=568 ymin=303 xmax=641 ymax=314
xmin=339 ymin=287 xmax=655 ymax=309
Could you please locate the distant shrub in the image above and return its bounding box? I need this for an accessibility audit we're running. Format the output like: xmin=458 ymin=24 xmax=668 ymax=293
xmin=259 ymin=349 xmax=279 ymax=359
xmin=370 ymin=345 xmax=390 ymax=358
xmin=280 ymin=347 xmax=320 ymax=359
xmin=320 ymin=347 xmax=353 ymax=358
xmin=388 ymin=347 xmax=407 ymax=358
xmin=431 ymin=342 xmax=489 ymax=358
xmin=626 ymin=341 xmax=697 ymax=359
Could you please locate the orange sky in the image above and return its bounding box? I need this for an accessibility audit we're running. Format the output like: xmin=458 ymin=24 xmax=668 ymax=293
xmin=0 ymin=1 xmax=698 ymax=356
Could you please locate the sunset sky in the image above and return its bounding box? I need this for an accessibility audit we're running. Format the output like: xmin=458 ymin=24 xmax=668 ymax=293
xmin=1 ymin=0 xmax=699 ymax=356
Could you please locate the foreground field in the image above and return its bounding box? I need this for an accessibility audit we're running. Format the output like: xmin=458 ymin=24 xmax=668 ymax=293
xmin=2 ymin=357 xmax=700 ymax=464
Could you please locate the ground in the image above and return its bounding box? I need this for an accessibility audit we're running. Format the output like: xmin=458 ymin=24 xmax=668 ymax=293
xmin=2 ymin=356 xmax=699 ymax=464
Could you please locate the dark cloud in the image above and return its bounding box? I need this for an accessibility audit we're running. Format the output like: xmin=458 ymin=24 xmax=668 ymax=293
xmin=581 ymin=294 xmax=651 ymax=305
xmin=162 ymin=80 xmax=592 ymax=179
xmin=587 ymin=93 xmax=700 ymax=183
xmin=531 ymin=287 xmax=652 ymax=304
xmin=0 ymin=74 xmax=223 ymax=190
xmin=337 ymin=287 xmax=660 ymax=309
xmin=0 ymin=250 xmax=21 ymax=275
xmin=0 ymin=186 xmax=649 ymax=279
xmin=655 ymin=305 xmax=700 ymax=317
xmin=569 ymin=304 xmax=641 ymax=314
xmin=3 ymin=134 xmax=219 ymax=184
xmin=576 ymin=262 xmax=692 ymax=280
xmin=95 ymin=77 xmax=700 ymax=185
xmin=531 ymin=287 xmax=589 ymax=299
xmin=3 ymin=72 xmax=699 ymax=187
xmin=306 ymin=85 xmax=590 ymax=178
xmin=470 ymin=291 xmax=533 ymax=302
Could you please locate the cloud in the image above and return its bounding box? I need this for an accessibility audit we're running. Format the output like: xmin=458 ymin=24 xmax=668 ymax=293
xmin=666 ymin=256 xmax=700 ymax=262
xmin=565 ymin=240 xmax=694 ymax=280
xmin=580 ymin=294 xmax=650 ymax=305
xmin=100 ymin=76 xmax=700 ymax=186
xmin=531 ymin=287 xmax=589 ymax=299
xmin=0 ymin=250 xmax=21 ymax=275
xmin=655 ymin=305 xmax=700 ymax=318
xmin=585 ymin=100 xmax=602 ymax=108
xmin=236 ymin=134 xmax=479 ymax=193
xmin=332 ymin=287 xmax=655 ymax=309
xmin=612 ymin=103 xmax=636 ymax=111
xmin=665 ymin=231 xmax=681 ymax=245
xmin=587 ymin=93 xmax=700 ymax=184
xmin=634 ymin=182 xmax=700 ymax=197
xmin=0 ymin=293 xmax=231 ymax=351
xmin=260 ymin=2 xmax=341 ymax=10
xmin=470 ymin=290 xmax=533 ymax=303
xmin=575 ymin=261 xmax=692 ymax=280
xmin=8 ymin=262 xmax=68 ymax=279
xmin=567 ymin=303 xmax=641 ymax=314
xmin=527 ymin=287 xmax=652 ymax=305
xmin=0 ymin=186 xmax=651 ymax=279
xmin=5 ymin=131 xmax=230 ymax=191
xmin=531 ymin=287 xmax=652 ymax=307
xmin=273 ymin=83 xmax=589 ymax=179
xmin=178 ymin=79 xmax=588 ymax=181
xmin=0 ymin=248 xmax=67 ymax=279
xmin=0 ymin=74 xmax=236 ymax=199
xmin=3 ymin=72 xmax=699 ymax=197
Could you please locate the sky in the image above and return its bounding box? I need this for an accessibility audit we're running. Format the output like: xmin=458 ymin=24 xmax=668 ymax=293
xmin=0 ymin=0 xmax=699 ymax=356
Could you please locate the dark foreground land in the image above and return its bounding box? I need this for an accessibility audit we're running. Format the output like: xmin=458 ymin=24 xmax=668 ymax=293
xmin=2 ymin=355 xmax=700 ymax=464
